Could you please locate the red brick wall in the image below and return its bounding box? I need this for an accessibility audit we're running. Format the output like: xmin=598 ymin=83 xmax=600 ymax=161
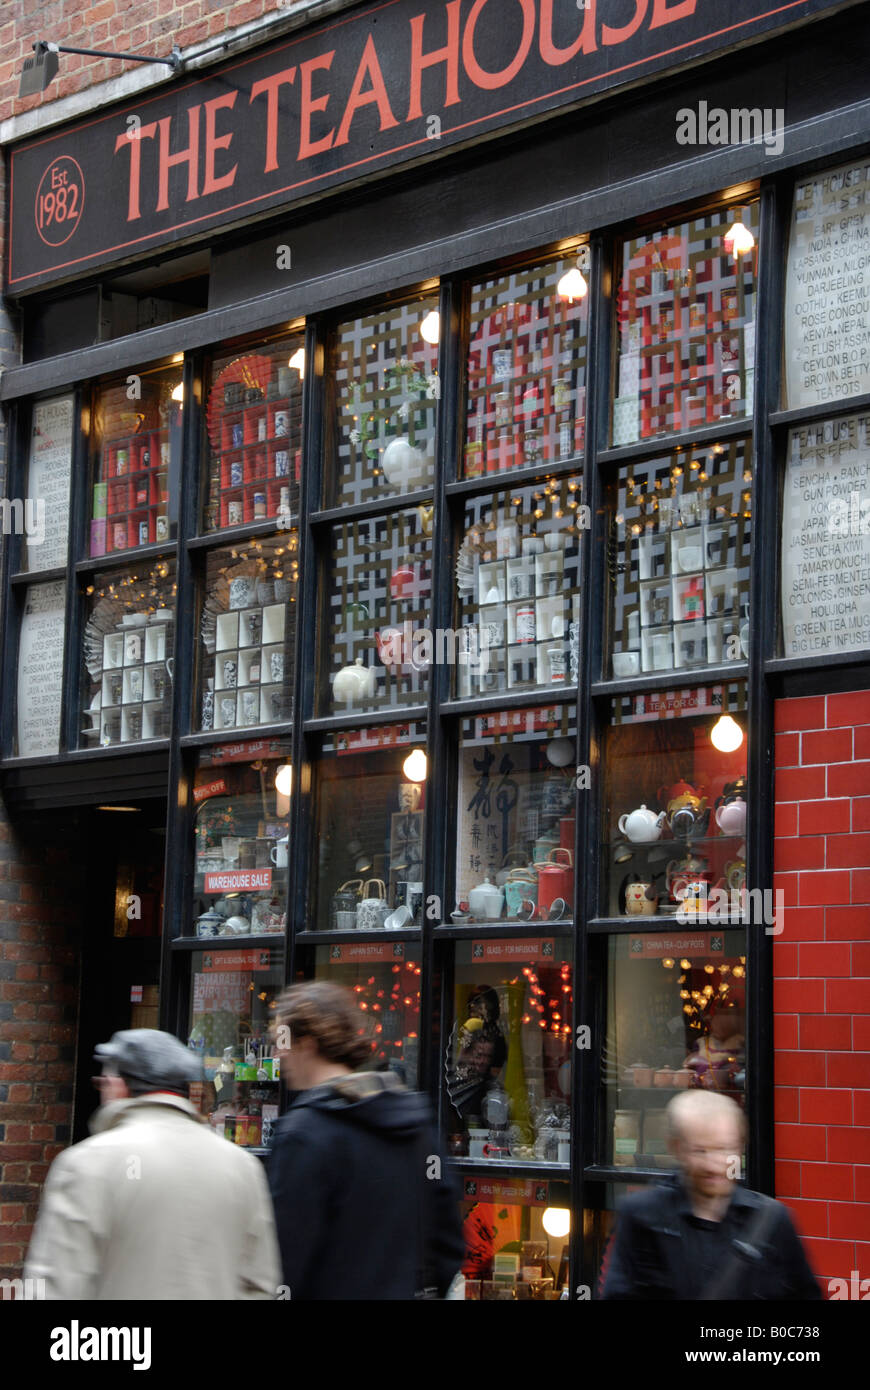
xmin=774 ymin=691 xmax=870 ymax=1295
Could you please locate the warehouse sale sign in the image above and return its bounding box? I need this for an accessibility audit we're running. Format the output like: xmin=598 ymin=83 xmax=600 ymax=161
xmin=8 ymin=0 xmax=854 ymax=291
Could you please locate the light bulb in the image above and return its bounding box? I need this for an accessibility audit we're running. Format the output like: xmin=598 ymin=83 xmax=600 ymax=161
xmin=556 ymin=267 xmax=588 ymax=302
xmin=419 ymin=309 xmax=440 ymax=344
xmin=724 ymin=220 xmax=755 ymax=257
xmin=288 ymin=348 xmax=305 ymax=378
xmin=171 ymin=381 xmax=184 ymax=402
xmin=542 ymin=1206 xmax=571 ymax=1238
xmin=402 ymin=748 xmax=427 ymax=782
xmin=711 ymin=715 xmax=744 ymax=752
xmin=275 ymin=763 xmax=293 ymax=796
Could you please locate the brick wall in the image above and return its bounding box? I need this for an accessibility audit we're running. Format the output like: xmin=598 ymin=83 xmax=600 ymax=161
xmin=773 ymin=691 xmax=870 ymax=1295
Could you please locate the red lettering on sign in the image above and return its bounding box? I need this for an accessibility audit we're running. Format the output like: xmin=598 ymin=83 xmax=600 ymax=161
xmin=298 ymin=51 xmax=335 ymax=160
xmin=650 ymin=0 xmax=697 ymax=29
xmin=538 ymin=0 xmax=597 ymax=65
xmin=113 ymin=122 xmax=157 ymax=222
xmin=201 ymin=92 xmax=239 ymax=197
xmin=250 ymin=67 xmax=297 ymax=174
xmin=334 ymin=34 xmax=399 ymax=148
xmin=463 ymin=0 xmax=536 ymax=91
xmin=406 ymin=1 xmax=462 ymax=122
xmin=602 ymin=0 xmax=649 ymax=46
xmin=156 ymin=107 xmax=201 ymax=212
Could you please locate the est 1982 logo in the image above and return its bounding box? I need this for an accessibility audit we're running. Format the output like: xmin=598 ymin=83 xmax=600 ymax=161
xmin=34 ymin=156 xmax=85 ymax=246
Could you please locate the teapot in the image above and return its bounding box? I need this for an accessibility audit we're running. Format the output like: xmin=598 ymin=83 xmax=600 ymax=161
xmin=658 ymin=778 xmax=701 ymax=808
xmin=355 ymin=879 xmax=391 ymax=931
xmin=668 ymin=799 xmax=709 ymax=839
xmin=467 ymin=876 xmax=504 ymax=920
xmin=332 ymin=657 xmax=376 ymax=705
xmin=715 ymin=799 xmax=746 ymax=836
xmin=618 ymin=805 xmax=666 ymax=843
xmin=624 ymin=878 xmax=658 ymax=917
xmin=331 ymin=879 xmax=363 ymax=931
xmin=719 ymin=776 xmax=747 ymax=805
xmin=195 ymin=909 xmax=222 ymax=938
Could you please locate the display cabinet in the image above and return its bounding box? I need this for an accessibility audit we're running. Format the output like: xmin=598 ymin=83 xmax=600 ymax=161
xmin=458 ymin=1177 xmax=571 ymax=1298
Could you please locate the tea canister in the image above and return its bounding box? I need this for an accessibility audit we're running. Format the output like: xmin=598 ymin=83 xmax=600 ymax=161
xmin=331 ymin=879 xmax=363 ymax=931
xmin=533 ymin=847 xmax=573 ymax=914
xmin=356 ymin=879 xmax=390 ymax=930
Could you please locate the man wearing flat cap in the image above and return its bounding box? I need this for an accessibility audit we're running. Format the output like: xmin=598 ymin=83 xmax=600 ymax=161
xmin=25 ymin=1029 xmax=281 ymax=1300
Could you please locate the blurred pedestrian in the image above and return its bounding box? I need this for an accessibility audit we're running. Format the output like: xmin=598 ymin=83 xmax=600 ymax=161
xmin=600 ymin=1090 xmax=821 ymax=1300
xmin=25 ymin=1029 xmax=281 ymax=1299
xmin=268 ymin=980 xmax=464 ymax=1299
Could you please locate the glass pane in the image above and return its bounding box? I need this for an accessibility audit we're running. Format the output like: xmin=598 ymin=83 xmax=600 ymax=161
xmin=613 ymin=203 xmax=758 ymax=445
xmin=311 ymin=723 xmax=426 ymax=933
xmin=458 ymin=1176 xmax=571 ymax=1298
xmin=603 ymin=930 xmax=747 ymax=1169
xmin=601 ymin=684 xmax=747 ymax=920
xmin=456 ymin=707 xmax=577 ymax=924
xmin=464 ymin=252 xmax=589 ymax=478
xmin=445 ymin=939 xmax=573 ymax=1165
xmin=16 ymin=580 xmax=66 ymax=757
xmin=89 ymin=364 xmax=182 ymax=557
xmin=202 ymin=334 xmax=304 ymax=534
xmin=24 ymin=395 xmax=74 ymax=571
xmin=197 ymin=536 xmax=298 ymax=732
xmin=187 ymin=943 xmax=284 ymax=1150
xmin=320 ymin=505 xmax=433 ymax=715
xmin=455 ymin=476 xmax=583 ymax=696
xmin=313 ymin=944 xmax=422 ymax=1083
xmin=328 ymin=296 xmax=439 ymax=508
xmin=605 ymin=438 xmax=751 ymax=678
xmin=80 ymin=559 xmax=177 ymax=747
xmin=784 ymin=158 xmax=870 ymax=410
xmin=188 ymin=740 xmax=291 ymax=940
xmin=781 ymin=412 xmax=870 ymax=658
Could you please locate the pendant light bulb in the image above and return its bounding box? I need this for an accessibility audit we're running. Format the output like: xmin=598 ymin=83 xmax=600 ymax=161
xmin=711 ymin=715 xmax=744 ymax=753
xmin=556 ymin=267 xmax=588 ymax=303
xmin=275 ymin=763 xmax=293 ymax=796
xmin=288 ymin=348 xmax=305 ymax=378
xmin=724 ymin=220 xmax=755 ymax=257
xmin=542 ymin=1207 xmax=571 ymax=1239
xmin=419 ymin=309 xmax=440 ymax=344
xmin=171 ymin=381 xmax=184 ymax=402
xmin=402 ymin=748 xmax=427 ymax=783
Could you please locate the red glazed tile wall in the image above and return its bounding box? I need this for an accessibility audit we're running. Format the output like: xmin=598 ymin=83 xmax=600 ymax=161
xmin=774 ymin=692 xmax=870 ymax=1294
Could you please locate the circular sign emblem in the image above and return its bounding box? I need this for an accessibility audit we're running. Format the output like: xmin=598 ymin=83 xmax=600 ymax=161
xmin=34 ymin=156 xmax=85 ymax=247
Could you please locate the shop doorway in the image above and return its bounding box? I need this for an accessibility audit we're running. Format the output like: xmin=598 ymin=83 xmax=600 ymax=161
xmin=72 ymin=798 xmax=166 ymax=1142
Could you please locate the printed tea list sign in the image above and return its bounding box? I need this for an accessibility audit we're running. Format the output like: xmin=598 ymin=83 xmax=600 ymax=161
xmin=781 ymin=414 xmax=870 ymax=657
xmin=784 ymin=158 xmax=870 ymax=409
xmin=24 ymin=395 xmax=73 ymax=570
xmin=17 ymin=580 xmax=66 ymax=757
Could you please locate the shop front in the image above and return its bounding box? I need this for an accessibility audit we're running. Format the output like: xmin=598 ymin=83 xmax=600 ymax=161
xmin=1 ymin=0 xmax=869 ymax=1297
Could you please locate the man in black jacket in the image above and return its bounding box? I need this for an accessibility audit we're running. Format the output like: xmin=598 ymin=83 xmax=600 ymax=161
xmin=600 ymin=1091 xmax=821 ymax=1300
xmin=267 ymin=980 xmax=465 ymax=1300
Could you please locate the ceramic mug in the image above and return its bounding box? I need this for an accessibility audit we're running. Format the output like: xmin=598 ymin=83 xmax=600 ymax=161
xmin=275 ymin=450 xmax=290 ymax=477
xmin=274 ymin=411 xmax=289 ymax=436
xmin=270 ymin=651 xmax=284 ymax=683
xmin=228 ymin=501 xmax=243 ymax=526
xmin=220 ymin=696 xmax=235 ymax=727
xmin=223 ymin=659 xmax=237 ymax=689
xmin=229 ymin=576 xmax=255 ymax=610
xmin=230 ymin=460 xmax=243 ymax=486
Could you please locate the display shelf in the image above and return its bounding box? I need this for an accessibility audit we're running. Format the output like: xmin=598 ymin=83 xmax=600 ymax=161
xmin=91 ymin=429 xmax=171 ymax=557
xmin=207 ymin=395 xmax=300 ymax=531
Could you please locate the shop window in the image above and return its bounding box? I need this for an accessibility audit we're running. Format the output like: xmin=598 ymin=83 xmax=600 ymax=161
xmin=613 ymin=204 xmax=758 ymax=445
xmin=604 ymin=439 xmax=751 ymax=679
xmin=780 ymin=411 xmax=870 ymax=659
xmin=464 ymin=251 xmax=589 ymax=478
xmin=320 ymin=504 xmax=433 ymax=715
xmin=602 ymin=930 xmax=747 ymax=1171
xmin=197 ymin=536 xmax=297 ymax=732
xmin=327 ymin=295 xmax=440 ymax=508
xmin=313 ymin=943 xmax=422 ymax=1085
xmin=783 ymin=157 xmax=870 ymax=410
xmin=23 ymin=394 xmax=74 ymax=572
xmin=80 ymin=558 xmax=177 ymax=748
xmin=445 ymin=937 xmax=573 ymax=1164
xmin=601 ymin=684 xmax=747 ymax=921
xmin=458 ymin=1177 xmax=571 ymax=1298
xmin=202 ymin=334 xmax=304 ymax=534
xmin=312 ymin=724 xmax=426 ymax=933
xmin=15 ymin=580 xmax=66 ymax=758
xmin=455 ymin=707 xmax=577 ymax=924
xmin=454 ymin=475 xmax=582 ymax=697
xmin=88 ymin=364 xmax=182 ymax=558
xmin=186 ymin=944 xmax=284 ymax=1150
xmin=189 ymin=741 xmax=291 ymax=940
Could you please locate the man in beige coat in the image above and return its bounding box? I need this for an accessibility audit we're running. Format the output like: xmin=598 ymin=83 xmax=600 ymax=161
xmin=25 ymin=1029 xmax=281 ymax=1300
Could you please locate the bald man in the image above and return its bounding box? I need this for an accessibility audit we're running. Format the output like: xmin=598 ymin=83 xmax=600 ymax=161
xmin=600 ymin=1091 xmax=821 ymax=1300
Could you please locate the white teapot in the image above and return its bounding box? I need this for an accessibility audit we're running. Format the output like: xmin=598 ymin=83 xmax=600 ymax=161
xmin=618 ymin=805 xmax=667 ymax=843
xmin=332 ymin=657 xmax=376 ymax=704
xmin=468 ymin=876 xmax=504 ymax=920
xmin=381 ymin=437 xmax=432 ymax=490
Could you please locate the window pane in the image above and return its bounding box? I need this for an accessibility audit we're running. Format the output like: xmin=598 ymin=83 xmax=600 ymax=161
xmin=781 ymin=412 xmax=870 ymax=658
xmin=197 ymin=536 xmax=298 ymax=732
xmin=614 ymin=204 xmax=758 ymax=445
xmin=458 ymin=1176 xmax=571 ymax=1298
xmin=202 ymin=335 xmax=304 ymax=534
xmin=445 ymin=939 xmax=573 ymax=1165
xmin=784 ymin=159 xmax=870 ymax=410
xmin=464 ymin=253 xmax=589 ymax=478
xmin=24 ymin=395 xmax=74 ymax=571
xmin=456 ymin=707 xmax=577 ymax=924
xmin=321 ymin=505 xmax=432 ymax=715
xmin=16 ymin=580 xmax=66 ymax=757
xmin=455 ymin=476 xmax=583 ymax=696
xmin=312 ymin=723 xmax=426 ymax=933
xmin=81 ymin=559 xmax=176 ymax=747
xmin=314 ymin=945 xmax=422 ymax=1083
xmin=89 ymin=365 xmax=182 ymax=557
xmin=605 ymin=438 xmax=751 ymax=678
xmin=603 ymin=930 xmax=747 ymax=1170
xmin=601 ymin=684 xmax=747 ymax=919
xmin=189 ymin=741 xmax=291 ymax=940
xmin=328 ymin=296 xmax=439 ymax=508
